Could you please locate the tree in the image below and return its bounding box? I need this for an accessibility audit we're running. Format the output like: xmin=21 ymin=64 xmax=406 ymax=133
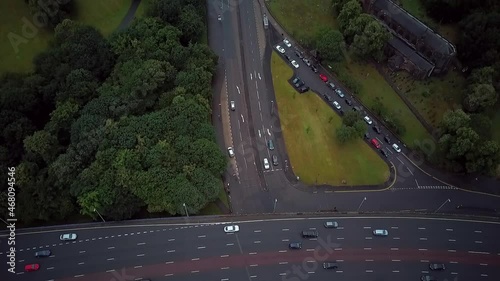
xmin=467 ymin=66 xmax=494 ymax=85
xmin=352 ymin=20 xmax=391 ymax=60
xmin=147 ymin=0 xmax=184 ymax=24
xmin=342 ymin=111 xmax=361 ymax=127
xmin=465 ymin=140 xmax=500 ymax=174
xmin=470 ymin=113 xmax=492 ymax=138
xmin=177 ymin=5 xmax=204 ymax=44
xmin=440 ymin=109 xmax=470 ymax=134
xmin=352 ymin=120 xmax=367 ymax=137
xmin=343 ymin=14 xmax=374 ymax=44
xmin=463 ymin=83 xmax=498 ymax=112
xmin=336 ymin=125 xmax=356 ymax=144
xmin=25 ymin=0 xmax=73 ymax=28
xmin=337 ymin=0 xmax=362 ymax=33
xmin=24 ymin=130 xmax=60 ymax=163
xmin=316 ymin=29 xmax=346 ymax=62
xmin=332 ymin=0 xmax=351 ymax=12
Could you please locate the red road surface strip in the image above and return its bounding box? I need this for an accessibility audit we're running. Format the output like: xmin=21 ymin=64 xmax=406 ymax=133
xmin=58 ymin=248 xmax=500 ymax=281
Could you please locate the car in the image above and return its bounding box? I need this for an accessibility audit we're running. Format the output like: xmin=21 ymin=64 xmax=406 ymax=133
xmin=371 ymin=138 xmax=381 ymax=149
xmin=289 ymin=242 xmax=302 ymax=249
xmin=25 ymin=264 xmax=40 ymax=272
xmin=263 ymin=158 xmax=270 ymax=170
xmin=364 ymin=116 xmax=372 ymax=125
xmin=323 ymin=262 xmax=338 ymax=269
xmin=319 ymin=74 xmax=328 ymax=82
xmin=299 ymin=86 xmax=309 ymax=93
xmin=275 ymin=45 xmax=285 ymax=54
xmin=373 ymin=126 xmax=381 ymax=134
xmin=328 ymin=82 xmax=336 ymax=90
xmin=383 ymin=136 xmax=391 ymax=143
xmin=292 ymin=77 xmax=300 ymax=84
xmin=332 ymin=101 xmax=341 ymax=110
xmin=283 ymin=38 xmax=292 ymax=47
xmin=380 ymin=149 xmax=388 ymax=158
xmin=310 ymin=65 xmax=318 ymax=73
xmin=339 ymin=109 xmax=345 ymax=116
xmin=35 ymin=250 xmax=51 ymax=258
xmin=291 ymin=60 xmax=299 ymax=68
xmin=429 ymin=263 xmax=446 ymax=270
xmin=421 ymin=276 xmax=438 ymax=281
xmin=60 ymin=233 xmax=77 ymax=241
xmin=272 ymin=155 xmax=278 ymax=166
xmin=335 ymin=88 xmax=345 ymax=98
xmin=218 ymin=14 xmax=221 ymax=21
xmin=294 ymin=80 xmax=305 ymax=88
xmin=364 ymin=132 xmax=370 ymax=140
xmin=227 ymin=147 xmax=235 ymax=158
xmin=352 ymin=106 xmax=362 ymax=112
xmin=295 ymin=50 xmax=303 ymax=59
xmin=267 ymin=139 xmax=275 ymax=150
xmin=392 ymin=143 xmax=401 ymax=153
xmin=224 ymin=225 xmax=239 ymax=233
xmin=324 ymin=221 xmax=339 ymax=228
xmin=301 ymin=230 xmax=318 ymax=238
xmin=285 ymin=54 xmax=291 ymax=61
xmin=230 ymin=100 xmax=235 ymax=111
xmin=372 ymin=229 xmax=388 ymax=236
xmin=325 ymin=95 xmax=333 ymax=102
xmin=345 ymin=99 xmax=352 ymax=106
xmin=302 ymin=58 xmax=311 ymax=66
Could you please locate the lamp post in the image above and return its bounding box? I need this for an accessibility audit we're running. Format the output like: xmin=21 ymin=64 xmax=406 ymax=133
xmin=183 ymin=203 xmax=189 ymax=217
xmin=93 ymin=208 xmax=105 ymax=222
xmin=357 ymin=197 xmax=367 ymax=212
xmin=434 ymin=199 xmax=451 ymax=213
xmin=271 ymin=101 xmax=274 ymax=115
xmin=273 ymin=199 xmax=278 ymax=213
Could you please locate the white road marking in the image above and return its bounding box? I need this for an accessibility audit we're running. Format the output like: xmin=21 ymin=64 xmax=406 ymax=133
xmin=365 ymin=237 xmax=372 ymax=240
xmin=481 ymin=274 xmax=488 ymax=277
xmin=47 ymin=267 xmax=54 ymax=270
xmin=363 ymin=226 xmax=371 ymax=229
xmin=197 ymin=246 xmax=206 ymax=249
xmin=250 ymin=264 xmax=258 ymax=267
xmin=420 ymin=238 xmax=427 ymax=240
xmin=164 ymin=274 xmax=173 ymax=277
xmin=167 ymin=250 xmax=175 ymax=253
xmin=451 ymin=272 xmax=458 ymax=275
xmin=366 ymin=270 xmax=373 ymax=273
xmin=249 ymin=252 xmax=257 ymax=255
xmin=258 ymin=130 xmax=261 ymax=138
xmin=241 ymin=114 xmax=244 ymax=123
xmin=364 ymin=248 xmax=372 ymax=250
xmin=222 ymin=279 xmax=229 ymax=281
xmin=279 ymin=273 xmax=286 ymax=276
xmin=191 ymin=270 xmax=199 ymax=273
xmin=168 ymin=238 xmax=175 ymax=241
xmin=365 ymin=259 xmax=374 ymax=262
xmin=221 ymin=255 xmax=229 ymax=258
xmin=393 ymin=270 xmax=400 ymax=273
xmin=250 ymin=73 xmax=252 ymax=80
xmin=307 ymin=272 xmax=315 ymax=274
xmin=236 ymin=86 xmax=240 ymax=95
xmin=221 ymin=267 xmax=229 ymax=270
xmin=475 ymin=241 xmax=483 ymax=244
xmin=267 ymin=129 xmax=271 ymax=136
xmin=137 ymin=243 xmax=145 ymax=245
xmin=480 ymin=263 xmax=488 ymax=266
xmin=258 ymin=73 xmax=261 ymax=80
xmin=449 ymin=239 xmax=456 ymax=242
xmin=391 ymin=248 xmax=399 ymax=250
xmin=475 ymin=230 xmax=482 ymax=233
xmin=107 ymin=258 xmax=114 ymax=261
xmin=134 ymin=266 xmax=142 ymax=269
xmin=306 ymin=249 xmax=314 ymax=252
xmin=334 ymin=248 xmax=342 ymax=251
xmin=337 ymin=237 xmax=344 ymax=240
xmin=450 ymin=261 xmax=458 ymax=264
xmin=422 ymin=271 xmax=429 ymax=273
xmin=192 ymin=258 xmax=199 ymax=261
xmin=137 ymin=254 xmax=144 ymax=257
xmin=448 ymin=250 xmax=456 ymax=252
xmin=446 ymin=228 xmax=453 ymax=231
xmin=198 ymin=235 xmax=206 ymax=238
xmin=254 ymin=230 xmax=261 ymax=233
xmin=165 ymin=261 xmax=174 ymax=264
xmin=336 ymin=270 xmax=343 ymax=273
xmin=74 ymin=275 xmax=84 ymax=278
xmin=226 ymin=243 xmax=234 ymax=246
xmin=79 ymin=251 xmax=85 ymax=254
xmin=282 ymin=239 xmax=289 ymax=242
xmin=250 ymin=275 xmax=257 ymax=278
xmin=391 ymin=226 xmax=399 ymax=229
xmin=393 ymin=237 xmax=400 ymax=240
xmin=108 ymin=246 xmax=115 ymax=249
xmin=420 ymin=260 xmax=429 ymax=262
xmin=279 ymin=250 xmax=287 ymax=253
xmin=418 ymin=227 xmax=426 ymax=230
xmin=279 ymin=262 xmax=288 ymax=265
xmin=282 ymin=228 xmax=289 ymax=231
xmin=78 ymin=262 xmax=84 ymax=265
xmin=392 ymin=259 xmax=401 ymax=262
xmin=468 ymin=251 xmax=489 ymax=255
xmin=254 ymin=241 xmax=261 ymax=244
xmin=106 ymin=270 xmax=115 ymax=273
xmin=419 ymin=249 xmax=427 ymax=251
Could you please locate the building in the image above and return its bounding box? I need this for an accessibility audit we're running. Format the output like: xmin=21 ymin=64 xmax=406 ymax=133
xmin=362 ymin=0 xmax=456 ymax=79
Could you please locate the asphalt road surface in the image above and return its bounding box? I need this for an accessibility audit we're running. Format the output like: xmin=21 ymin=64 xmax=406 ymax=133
xmin=3 ymin=216 xmax=500 ymax=281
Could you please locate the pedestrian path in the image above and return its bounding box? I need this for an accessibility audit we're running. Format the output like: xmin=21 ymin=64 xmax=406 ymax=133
xmin=392 ymin=185 xmax=458 ymax=191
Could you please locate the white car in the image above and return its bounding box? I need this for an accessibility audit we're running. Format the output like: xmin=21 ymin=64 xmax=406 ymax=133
xmin=364 ymin=116 xmax=372 ymax=125
xmin=373 ymin=229 xmax=389 ymax=236
xmin=230 ymin=100 xmax=235 ymax=111
xmin=60 ymin=233 xmax=77 ymax=241
xmin=392 ymin=143 xmax=401 ymax=153
xmin=275 ymin=45 xmax=285 ymax=54
xmin=227 ymin=147 xmax=235 ymax=157
xmin=263 ymin=158 xmax=270 ymax=170
xmin=333 ymin=101 xmax=341 ymax=110
xmin=283 ymin=38 xmax=291 ymax=47
xmin=224 ymin=225 xmax=239 ymax=233
xmin=291 ymin=60 xmax=299 ymax=68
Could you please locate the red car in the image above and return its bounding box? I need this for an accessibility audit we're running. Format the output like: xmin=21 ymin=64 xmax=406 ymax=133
xmin=25 ymin=264 xmax=40 ymax=272
xmin=319 ymin=74 xmax=328 ymax=82
xmin=371 ymin=138 xmax=381 ymax=149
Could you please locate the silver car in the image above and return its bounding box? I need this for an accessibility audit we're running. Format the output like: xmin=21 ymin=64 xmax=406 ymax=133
xmin=372 ymin=229 xmax=388 ymax=236
xmin=60 ymin=233 xmax=77 ymax=241
xmin=324 ymin=221 xmax=339 ymax=228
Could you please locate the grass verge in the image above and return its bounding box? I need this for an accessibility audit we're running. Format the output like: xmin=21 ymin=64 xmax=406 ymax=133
xmin=271 ymin=53 xmax=389 ymax=186
xmin=199 ymin=185 xmax=229 ymax=215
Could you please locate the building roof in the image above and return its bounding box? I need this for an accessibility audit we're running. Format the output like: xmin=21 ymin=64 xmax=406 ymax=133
xmin=387 ymin=36 xmax=434 ymax=73
xmin=372 ymin=0 xmax=456 ymax=56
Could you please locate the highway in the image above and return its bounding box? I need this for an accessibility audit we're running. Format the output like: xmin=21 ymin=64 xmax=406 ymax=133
xmin=3 ymin=216 xmax=500 ymax=280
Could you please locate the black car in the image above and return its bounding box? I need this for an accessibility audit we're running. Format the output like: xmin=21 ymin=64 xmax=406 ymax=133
xmin=294 ymin=80 xmax=305 ymax=88
xmin=301 ymin=230 xmax=318 ymax=238
xmin=289 ymin=242 xmax=302 ymax=249
xmin=339 ymin=109 xmax=344 ymax=116
xmin=352 ymin=106 xmax=361 ymax=112
xmin=292 ymin=77 xmax=300 ymax=84
xmin=429 ymin=263 xmax=445 ymax=270
xmin=302 ymin=58 xmax=311 ymax=66
xmin=373 ymin=126 xmax=381 ymax=134
xmin=421 ymin=276 xmax=437 ymax=281
xmin=326 ymin=95 xmax=333 ymax=102
xmin=299 ymin=86 xmax=309 ymax=93
xmin=380 ymin=149 xmax=388 ymax=158
xmin=272 ymin=155 xmax=278 ymax=166
xmin=311 ymin=65 xmax=318 ymax=73
xmin=383 ymin=135 xmax=391 ymax=143
xmin=295 ymin=50 xmax=303 ymax=59
xmin=364 ymin=132 xmax=370 ymax=140
xmin=323 ymin=262 xmax=338 ymax=269
xmin=35 ymin=250 xmax=52 ymax=258
xmin=345 ymin=99 xmax=352 ymax=106
xmin=285 ymin=54 xmax=291 ymax=61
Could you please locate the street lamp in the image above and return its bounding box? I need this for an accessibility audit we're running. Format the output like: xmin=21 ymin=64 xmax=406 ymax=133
xmin=182 ymin=203 xmax=189 ymax=217
xmin=357 ymin=197 xmax=367 ymax=212
xmin=434 ymin=199 xmax=451 ymax=213
xmin=273 ymin=199 xmax=278 ymax=213
xmin=93 ymin=208 xmax=105 ymax=222
xmin=271 ymin=101 xmax=274 ymax=115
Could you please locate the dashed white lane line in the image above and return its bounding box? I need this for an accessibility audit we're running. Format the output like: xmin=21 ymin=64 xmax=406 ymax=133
xmin=337 ymin=237 xmax=344 ymax=240
xmin=222 ymin=278 xmax=229 ymax=281
xmin=446 ymin=228 xmax=453 ymax=231
xmin=78 ymin=262 xmax=84 ymax=265
xmin=198 ymin=246 xmax=206 ymax=249
xmin=279 ymin=262 xmax=288 ymax=265
xmin=365 ymin=259 xmax=374 ymax=262
xmin=19 ymin=259 xmax=24 ymax=262
xmin=107 ymin=258 xmax=114 ymax=261
xmin=254 ymin=230 xmax=261 ymax=233
xmin=336 ymin=270 xmax=343 ymax=273
xmin=249 ymin=252 xmax=257 ymax=255
xmin=307 ymin=271 xmax=315 ymax=274
xmin=365 ymin=237 xmax=372 ymax=240
xmin=451 ymin=272 xmax=458 ymax=275
xmin=106 ymin=269 xmax=115 ymax=273
xmin=226 ymin=243 xmax=234 ymax=246
xmin=221 ymin=255 xmax=229 ymax=258
xmin=221 ymin=267 xmax=230 ymax=270
xmin=192 ymin=258 xmax=199 ymax=261
xmin=419 ymin=238 xmax=427 ymax=240
xmin=391 ymin=226 xmax=398 ymax=229
xmin=475 ymin=230 xmax=482 ymax=233
xmin=250 ymin=275 xmax=257 ymax=278
xmin=391 ymin=248 xmax=399 ymax=251
xmin=335 ymin=248 xmax=342 ymax=251
xmin=448 ymin=250 xmax=456 ymax=252
xmin=191 ymin=270 xmax=199 ymax=273
xmin=165 ymin=261 xmax=174 ymax=264
xmin=198 ymin=235 xmax=206 ymax=238
xmin=167 ymin=250 xmax=175 ymax=253
xmin=47 ymin=267 xmax=54 ymax=270
xmin=366 ymin=270 xmax=373 ymax=273
xmin=282 ymin=228 xmax=289 ymax=231
xmin=279 ymin=273 xmax=286 ymax=276
xmin=306 ymin=249 xmax=314 ymax=252
xmin=392 ymin=270 xmax=400 ymax=273
xmin=363 ymin=227 xmax=371 ymax=229
xmin=422 ymin=271 xmax=429 ymax=274
xmin=419 ymin=249 xmax=427 ymax=251
xmin=250 ymin=264 xmax=258 ymax=267
xmin=79 ymin=251 xmax=86 ymax=254
xmin=418 ymin=227 xmax=426 ymax=230
xmin=469 ymin=251 xmax=490 ymax=255
xmin=254 ymin=241 xmax=261 ymax=244
xmin=137 ymin=242 xmax=145 ymax=246
xmin=165 ymin=273 xmax=173 ymax=277
xmin=279 ymin=250 xmax=287 ymax=253
xmin=108 ymin=246 xmax=115 ymax=249
xmin=168 ymin=238 xmax=175 ymax=241
xmin=137 ymin=254 xmax=145 ymax=257
xmin=392 ymin=259 xmax=401 ymax=262
xmin=393 ymin=237 xmax=400 ymax=240
xmin=475 ymin=241 xmax=483 ymax=244
xmin=480 ymin=263 xmax=488 ymax=266
xmin=74 ymin=275 xmax=84 ymax=278
xmin=449 ymin=239 xmax=456 ymax=242
xmin=16 ymin=272 xmax=24 ymax=275
xmin=364 ymin=248 xmax=372 ymax=250
xmin=481 ymin=274 xmax=488 ymax=277
xmin=282 ymin=239 xmax=289 ymax=242
xmin=450 ymin=261 xmax=458 ymax=264
xmin=420 ymin=260 xmax=429 ymax=262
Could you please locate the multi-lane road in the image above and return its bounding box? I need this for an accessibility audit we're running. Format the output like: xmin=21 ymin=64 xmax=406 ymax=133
xmin=3 ymin=216 xmax=500 ymax=280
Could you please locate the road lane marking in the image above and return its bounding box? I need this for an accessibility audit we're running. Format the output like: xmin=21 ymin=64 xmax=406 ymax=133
xmin=168 ymin=238 xmax=175 ymax=241
xmin=250 ymin=275 xmax=257 ymax=278
xmin=197 ymin=246 xmax=206 ymax=249
xmin=134 ymin=266 xmax=142 ymax=269
xmin=221 ymin=255 xmax=229 ymax=258
xmin=191 ymin=270 xmax=199 ymax=273
xmin=449 ymin=239 xmax=456 ymax=242
xmin=365 ymin=259 xmax=374 ymax=262
xmin=419 ymin=238 xmax=427 ymax=240
xmin=221 ymin=267 xmax=229 ymax=270
xmin=306 ymin=249 xmax=314 ymax=252
xmin=420 ymin=260 xmax=429 ymax=262
xmin=279 ymin=273 xmax=286 ymax=276
xmin=254 ymin=241 xmax=261 ymax=244
xmin=364 ymin=248 xmax=372 ymax=250
xmin=392 ymin=270 xmax=399 ymax=273
xmin=365 ymin=237 xmax=372 ymax=240
xmin=222 ymin=279 xmax=229 ymax=281
xmin=282 ymin=239 xmax=289 ymax=241
xmin=481 ymin=274 xmax=488 ymax=277
xmin=475 ymin=230 xmax=482 ymax=233
xmin=337 ymin=237 xmax=344 ymax=240
xmin=107 ymin=258 xmax=114 ymax=261
xmin=198 ymin=235 xmax=206 ymax=238
xmin=165 ymin=261 xmax=174 ymax=264
xmin=391 ymin=248 xmax=399 ymax=250
xmin=226 ymin=243 xmax=234 ymax=246
xmin=475 ymin=241 xmax=483 ymax=244
xmin=74 ymin=275 xmax=84 ymax=278
xmin=137 ymin=254 xmax=145 ymax=257
xmin=106 ymin=270 xmax=115 ymax=273
xmin=79 ymin=251 xmax=85 ymax=254
xmin=279 ymin=250 xmax=287 ymax=253
xmin=446 ymin=228 xmax=453 ymax=231
xmin=335 ymin=248 xmax=342 ymax=251
xmin=108 ymin=246 xmax=115 ymax=249
xmin=307 ymin=272 xmax=315 ymax=274
xmin=392 ymin=260 xmax=401 ymax=262
xmin=480 ymin=263 xmax=488 ymax=266
xmin=78 ymin=262 xmax=84 ymax=265
xmin=254 ymin=230 xmax=261 ymax=233
xmin=249 ymin=252 xmax=257 ymax=255
xmin=16 ymin=272 xmax=24 ymax=275
xmin=450 ymin=261 xmax=458 ymax=264
xmin=469 ymin=251 xmax=489 ymax=255
xmin=451 ymin=272 xmax=458 ymax=275
xmin=137 ymin=242 xmax=145 ymax=245
xmin=250 ymin=264 xmax=258 ymax=267
xmin=448 ymin=249 xmax=456 ymax=252
xmin=366 ymin=270 xmax=373 ymax=273
xmin=279 ymin=262 xmax=288 ymax=265
xmin=390 ymin=226 xmax=398 ymax=229
xmin=192 ymin=258 xmax=199 ymax=261
xmin=393 ymin=237 xmax=400 ymax=240
xmin=418 ymin=227 xmax=426 ymax=230
xmin=167 ymin=250 xmax=175 ymax=253
xmin=47 ymin=267 xmax=54 ymax=270
xmin=164 ymin=273 xmax=173 ymax=277
xmin=422 ymin=270 xmax=428 ymax=273
xmin=363 ymin=226 xmax=371 ymax=229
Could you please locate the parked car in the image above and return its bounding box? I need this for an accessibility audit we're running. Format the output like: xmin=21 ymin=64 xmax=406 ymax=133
xmin=275 ymin=45 xmax=285 ymax=54
xmin=272 ymin=155 xmax=278 ymax=166
xmin=384 ymin=135 xmax=391 ymax=143
xmin=227 ymin=147 xmax=235 ymax=158
xmin=364 ymin=132 xmax=370 ymax=140
xmin=323 ymin=262 xmax=338 ymax=269
xmin=421 ymin=276 xmax=438 ymax=281
xmin=301 ymin=230 xmax=319 ymax=238
xmin=224 ymin=225 xmax=239 ymax=233
xmin=294 ymin=79 xmax=304 ymax=88
xmin=292 ymin=77 xmax=300 ymax=85
xmin=332 ymin=101 xmax=341 ymax=110
xmin=291 ymin=60 xmax=299 ymax=68
xmin=319 ymin=74 xmax=328 ymax=82
xmin=35 ymin=250 xmax=51 ymax=258
xmin=380 ymin=149 xmax=388 ymax=158
xmin=302 ymin=58 xmax=311 ymax=66
xmin=25 ymin=264 xmax=40 ymax=272
xmin=324 ymin=221 xmax=338 ymax=228
xmin=352 ymin=106 xmax=362 ymax=112
xmin=60 ymin=233 xmax=77 ymax=241
xmin=328 ymin=82 xmax=336 ymax=90
xmin=373 ymin=126 xmax=381 ymax=134
xmin=263 ymin=158 xmax=270 ymax=170
xmin=295 ymin=50 xmax=303 ymax=59
xmin=372 ymin=229 xmax=388 ymax=236
xmin=429 ymin=263 xmax=446 ymax=270
xmin=371 ymin=138 xmax=381 ymax=149
xmin=392 ymin=143 xmax=401 ymax=153
xmin=285 ymin=54 xmax=291 ymax=61
xmin=230 ymin=100 xmax=235 ymax=111
xmin=345 ymin=98 xmax=352 ymax=106
xmin=310 ymin=65 xmax=318 ymax=73
xmin=299 ymin=86 xmax=309 ymax=93
xmin=364 ymin=116 xmax=373 ymax=125
xmin=335 ymin=88 xmax=345 ymax=98
xmin=325 ymin=95 xmax=333 ymax=102
xmin=283 ymin=38 xmax=292 ymax=47
xmin=218 ymin=14 xmax=222 ymax=21
xmin=339 ymin=109 xmax=344 ymax=116
xmin=289 ymin=242 xmax=302 ymax=249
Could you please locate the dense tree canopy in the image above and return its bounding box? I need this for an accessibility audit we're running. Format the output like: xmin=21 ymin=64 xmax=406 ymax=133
xmin=25 ymin=0 xmax=73 ymax=28
xmin=315 ymin=29 xmax=345 ymax=62
xmin=1 ymin=2 xmax=224 ymax=224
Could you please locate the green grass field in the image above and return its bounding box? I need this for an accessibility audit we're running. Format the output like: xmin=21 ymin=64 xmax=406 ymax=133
xmin=0 ymin=0 xmax=140 ymax=75
xmin=271 ymin=53 xmax=389 ymax=186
